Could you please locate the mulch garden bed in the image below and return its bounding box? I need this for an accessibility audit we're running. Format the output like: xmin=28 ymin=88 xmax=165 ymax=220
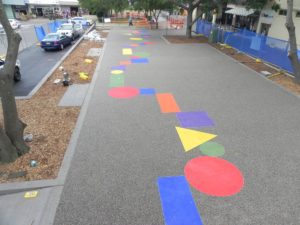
xmin=164 ymin=35 xmax=300 ymax=96
xmin=0 ymin=29 xmax=108 ymax=183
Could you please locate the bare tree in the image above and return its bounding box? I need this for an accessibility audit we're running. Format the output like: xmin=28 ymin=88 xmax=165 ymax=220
xmin=285 ymin=0 xmax=300 ymax=83
xmin=0 ymin=1 xmax=29 ymax=163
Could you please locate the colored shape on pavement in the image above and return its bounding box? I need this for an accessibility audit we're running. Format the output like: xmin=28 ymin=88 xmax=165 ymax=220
xmin=131 ymin=56 xmax=141 ymax=59
xmin=156 ymin=93 xmax=181 ymax=113
xmin=133 ymin=52 xmax=151 ymax=58
xmin=144 ymin=42 xmax=155 ymax=45
xmin=157 ymin=176 xmax=203 ymax=225
xmin=140 ymin=88 xmax=156 ymax=95
xmin=175 ymin=127 xmax=217 ymax=152
xmin=24 ymin=191 xmax=38 ymax=198
xmin=123 ymin=48 xmax=133 ymax=55
xmin=112 ymin=65 xmax=126 ymax=71
xmin=131 ymin=58 xmax=149 ymax=64
xmin=120 ymin=60 xmax=131 ymax=66
xmin=176 ymin=111 xmax=215 ymax=128
xmin=130 ymin=37 xmax=143 ymax=41
xmin=184 ymin=156 xmax=244 ymax=197
xmin=130 ymin=44 xmax=139 ymax=47
xmin=109 ymin=75 xmax=125 ymax=87
xmin=200 ymin=141 xmax=225 ymax=157
xmin=111 ymin=70 xmax=124 ymax=75
xmin=108 ymin=87 xmax=139 ymax=99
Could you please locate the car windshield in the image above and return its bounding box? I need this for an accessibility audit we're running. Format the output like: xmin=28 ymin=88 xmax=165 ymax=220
xmin=44 ymin=34 xmax=59 ymax=40
xmin=74 ymin=24 xmax=81 ymax=28
xmin=59 ymin=24 xmax=73 ymax=30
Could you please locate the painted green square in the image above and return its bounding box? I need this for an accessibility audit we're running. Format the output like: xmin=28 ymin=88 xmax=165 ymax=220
xmin=109 ymin=75 xmax=125 ymax=87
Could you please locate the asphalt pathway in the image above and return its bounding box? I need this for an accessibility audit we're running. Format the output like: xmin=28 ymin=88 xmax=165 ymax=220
xmin=13 ymin=43 xmax=72 ymax=97
xmin=53 ymin=27 xmax=300 ymax=225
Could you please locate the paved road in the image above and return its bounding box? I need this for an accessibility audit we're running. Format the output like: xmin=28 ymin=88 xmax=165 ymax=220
xmin=52 ymin=27 xmax=300 ymax=225
xmin=13 ymin=43 xmax=72 ymax=97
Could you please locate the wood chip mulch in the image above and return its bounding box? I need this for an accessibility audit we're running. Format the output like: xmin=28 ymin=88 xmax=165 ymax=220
xmin=165 ymin=35 xmax=300 ymax=96
xmin=0 ymin=29 xmax=108 ymax=183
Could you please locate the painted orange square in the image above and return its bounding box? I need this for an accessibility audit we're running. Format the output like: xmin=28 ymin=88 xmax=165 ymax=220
xmin=156 ymin=93 xmax=181 ymax=113
xmin=120 ymin=60 xmax=131 ymax=66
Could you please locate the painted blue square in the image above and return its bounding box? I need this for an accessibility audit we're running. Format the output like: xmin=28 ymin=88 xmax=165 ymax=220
xmin=131 ymin=58 xmax=149 ymax=64
xmin=140 ymin=88 xmax=156 ymax=95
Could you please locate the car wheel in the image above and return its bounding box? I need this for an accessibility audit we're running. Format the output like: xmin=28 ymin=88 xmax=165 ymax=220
xmin=72 ymin=34 xmax=75 ymax=41
xmin=14 ymin=67 xmax=21 ymax=82
xmin=60 ymin=44 xmax=64 ymax=50
xmin=87 ymin=22 xmax=90 ymax=26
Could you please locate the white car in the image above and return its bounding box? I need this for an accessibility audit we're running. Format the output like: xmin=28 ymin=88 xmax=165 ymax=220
xmin=74 ymin=23 xmax=84 ymax=35
xmin=57 ymin=23 xmax=79 ymax=40
xmin=9 ymin=19 xmax=21 ymax=29
xmin=70 ymin=17 xmax=92 ymax=26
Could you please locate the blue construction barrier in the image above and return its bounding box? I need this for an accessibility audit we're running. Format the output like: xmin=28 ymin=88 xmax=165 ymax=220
xmin=34 ymin=26 xmax=46 ymax=41
xmin=195 ymin=19 xmax=297 ymax=73
xmin=48 ymin=22 xmax=57 ymax=33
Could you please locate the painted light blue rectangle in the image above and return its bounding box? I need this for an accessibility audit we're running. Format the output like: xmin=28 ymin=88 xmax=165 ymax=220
xmin=131 ymin=58 xmax=149 ymax=64
xmin=140 ymin=88 xmax=156 ymax=95
xmin=157 ymin=176 xmax=203 ymax=225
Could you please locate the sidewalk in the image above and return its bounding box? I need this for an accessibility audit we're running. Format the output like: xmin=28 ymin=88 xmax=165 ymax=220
xmin=50 ymin=27 xmax=300 ymax=225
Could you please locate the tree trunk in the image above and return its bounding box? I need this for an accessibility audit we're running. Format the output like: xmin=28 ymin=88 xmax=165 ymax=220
xmin=0 ymin=75 xmax=29 ymax=156
xmin=0 ymin=126 xmax=18 ymax=163
xmin=0 ymin=1 xmax=29 ymax=163
xmin=285 ymin=0 xmax=300 ymax=83
xmin=186 ymin=9 xmax=193 ymax=38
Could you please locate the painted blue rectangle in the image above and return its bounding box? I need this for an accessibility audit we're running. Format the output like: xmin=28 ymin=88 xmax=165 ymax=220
xmin=112 ymin=65 xmax=126 ymax=71
xmin=131 ymin=58 xmax=149 ymax=64
xmin=139 ymin=42 xmax=146 ymax=46
xmin=157 ymin=176 xmax=203 ymax=225
xmin=140 ymin=88 xmax=156 ymax=95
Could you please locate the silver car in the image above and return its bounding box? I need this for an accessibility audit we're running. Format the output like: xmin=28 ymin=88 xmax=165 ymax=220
xmin=0 ymin=57 xmax=21 ymax=81
xmin=57 ymin=23 xmax=79 ymax=40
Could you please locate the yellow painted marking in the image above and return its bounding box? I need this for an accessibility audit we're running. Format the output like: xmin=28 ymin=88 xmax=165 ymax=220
xmin=111 ymin=70 xmax=124 ymax=75
xmin=175 ymin=127 xmax=217 ymax=152
xmin=24 ymin=191 xmax=38 ymax=198
xmin=130 ymin=37 xmax=143 ymax=41
xmin=122 ymin=48 xmax=133 ymax=55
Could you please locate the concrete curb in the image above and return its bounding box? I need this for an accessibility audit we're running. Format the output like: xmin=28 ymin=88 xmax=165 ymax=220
xmin=0 ymin=27 xmax=108 ymax=195
xmin=160 ymin=35 xmax=170 ymax=44
xmin=15 ymin=24 xmax=95 ymax=100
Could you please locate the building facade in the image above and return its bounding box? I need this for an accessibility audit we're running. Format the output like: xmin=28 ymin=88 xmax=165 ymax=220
xmin=257 ymin=0 xmax=300 ymax=42
xmin=2 ymin=0 xmax=79 ymax=19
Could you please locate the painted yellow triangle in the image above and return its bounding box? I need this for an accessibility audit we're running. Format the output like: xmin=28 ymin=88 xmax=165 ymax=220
xmin=175 ymin=127 xmax=217 ymax=152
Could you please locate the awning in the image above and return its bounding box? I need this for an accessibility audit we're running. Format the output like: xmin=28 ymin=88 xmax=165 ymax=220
xmin=225 ymin=7 xmax=255 ymax=16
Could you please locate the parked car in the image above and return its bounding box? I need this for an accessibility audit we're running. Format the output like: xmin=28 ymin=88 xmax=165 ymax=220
xmin=8 ymin=19 xmax=21 ymax=29
xmin=40 ymin=33 xmax=72 ymax=51
xmin=74 ymin=23 xmax=84 ymax=35
xmin=0 ymin=57 xmax=21 ymax=82
xmin=57 ymin=23 xmax=79 ymax=40
xmin=70 ymin=17 xmax=92 ymax=26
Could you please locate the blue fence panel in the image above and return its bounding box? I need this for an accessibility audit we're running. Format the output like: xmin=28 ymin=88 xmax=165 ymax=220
xmin=54 ymin=20 xmax=63 ymax=30
xmin=34 ymin=26 xmax=46 ymax=41
xmin=48 ymin=22 xmax=57 ymax=33
xmin=195 ymin=19 xmax=297 ymax=73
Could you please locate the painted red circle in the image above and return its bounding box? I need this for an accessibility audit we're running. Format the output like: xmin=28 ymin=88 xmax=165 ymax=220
xmin=184 ymin=156 xmax=244 ymax=197
xmin=108 ymin=87 xmax=139 ymax=99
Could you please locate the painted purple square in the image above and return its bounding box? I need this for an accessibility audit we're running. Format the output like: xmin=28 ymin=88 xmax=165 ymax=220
xmin=112 ymin=65 xmax=126 ymax=71
xmin=176 ymin=111 xmax=215 ymax=128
